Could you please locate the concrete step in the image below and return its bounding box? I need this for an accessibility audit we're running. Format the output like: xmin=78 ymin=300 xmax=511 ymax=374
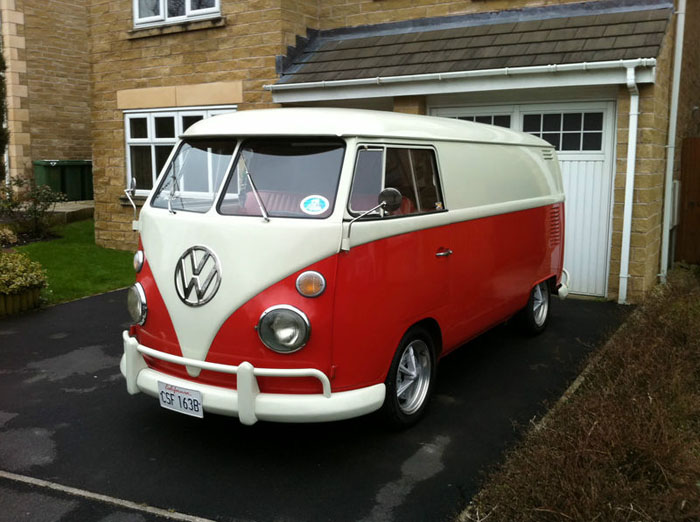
xmin=50 ymin=200 xmax=94 ymax=225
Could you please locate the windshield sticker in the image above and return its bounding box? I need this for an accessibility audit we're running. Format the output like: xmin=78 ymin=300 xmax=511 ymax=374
xmin=300 ymin=195 xmax=330 ymax=215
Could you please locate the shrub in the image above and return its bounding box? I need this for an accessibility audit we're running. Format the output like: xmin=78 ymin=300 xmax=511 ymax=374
xmin=0 ymin=225 xmax=17 ymax=247
xmin=0 ymin=176 xmax=67 ymax=238
xmin=0 ymin=251 xmax=47 ymax=294
xmin=463 ymin=267 xmax=700 ymax=522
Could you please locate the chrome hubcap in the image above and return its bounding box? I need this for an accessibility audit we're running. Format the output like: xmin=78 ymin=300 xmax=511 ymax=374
xmin=396 ymin=340 xmax=431 ymax=415
xmin=533 ymin=282 xmax=549 ymax=327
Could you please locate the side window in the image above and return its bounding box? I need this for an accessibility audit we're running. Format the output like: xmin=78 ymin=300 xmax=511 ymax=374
xmin=410 ymin=149 xmax=443 ymax=212
xmin=349 ymin=148 xmax=383 ymax=212
xmin=349 ymin=146 xmax=444 ymax=216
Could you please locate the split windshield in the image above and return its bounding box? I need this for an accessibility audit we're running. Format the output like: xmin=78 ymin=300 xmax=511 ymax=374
xmin=151 ymin=138 xmax=345 ymax=218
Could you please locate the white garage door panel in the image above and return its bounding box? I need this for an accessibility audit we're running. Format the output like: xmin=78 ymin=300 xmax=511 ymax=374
xmin=560 ymin=158 xmax=610 ymax=296
xmin=431 ymin=101 xmax=615 ymax=297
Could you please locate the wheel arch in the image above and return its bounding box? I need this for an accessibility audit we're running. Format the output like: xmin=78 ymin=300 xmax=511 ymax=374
xmin=410 ymin=317 xmax=443 ymax=359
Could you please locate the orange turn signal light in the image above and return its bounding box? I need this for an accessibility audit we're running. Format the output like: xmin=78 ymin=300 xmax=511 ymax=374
xmin=295 ymin=271 xmax=326 ymax=298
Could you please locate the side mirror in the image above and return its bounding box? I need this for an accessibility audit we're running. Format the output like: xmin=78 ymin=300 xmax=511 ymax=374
xmin=341 ymin=188 xmax=404 ymax=252
xmin=124 ymin=178 xmax=138 ymax=230
xmin=378 ymin=187 xmax=402 ymax=213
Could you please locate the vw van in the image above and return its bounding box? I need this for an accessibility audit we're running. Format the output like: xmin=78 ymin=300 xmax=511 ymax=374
xmin=120 ymin=108 xmax=569 ymax=427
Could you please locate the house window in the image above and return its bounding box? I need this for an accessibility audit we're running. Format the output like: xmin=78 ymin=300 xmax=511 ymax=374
xmin=134 ymin=0 xmax=220 ymax=27
xmin=124 ymin=106 xmax=236 ymax=194
xmin=456 ymin=114 xmax=511 ymax=128
xmin=522 ymin=112 xmax=604 ymax=151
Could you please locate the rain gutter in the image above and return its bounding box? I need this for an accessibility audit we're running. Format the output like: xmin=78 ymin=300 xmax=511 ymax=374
xmin=265 ymin=59 xmax=657 ymax=102
xmin=659 ymin=0 xmax=686 ymax=283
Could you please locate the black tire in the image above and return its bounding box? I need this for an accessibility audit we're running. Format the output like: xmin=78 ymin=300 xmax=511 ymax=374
xmin=381 ymin=326 xmax=436 ymax=428
xmin=518 ymin=281 xmax=551 ymax=335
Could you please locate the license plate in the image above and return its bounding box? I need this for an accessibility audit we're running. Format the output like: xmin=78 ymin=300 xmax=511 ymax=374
xmin=158 ymin=382 xmax=203 ymax=418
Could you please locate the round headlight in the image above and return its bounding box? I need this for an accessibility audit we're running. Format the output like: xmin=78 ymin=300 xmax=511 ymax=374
xmin=133 ymin=250 xmax=144 ymax=273
xmin=296 ymin=271 xmax=325 ymax=297
xmin=257 ymin=305 xmax=310 ymax=354
xmin=127 ymin=283 xmax=147 ymax=325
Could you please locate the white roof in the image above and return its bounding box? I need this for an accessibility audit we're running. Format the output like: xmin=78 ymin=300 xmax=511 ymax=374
xmin=184 ymin=107 xmax=550 ymax=148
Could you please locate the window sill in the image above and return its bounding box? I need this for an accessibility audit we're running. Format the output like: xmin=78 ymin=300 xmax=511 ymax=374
xmin=128 ymin=16 xmax=226 ymax=39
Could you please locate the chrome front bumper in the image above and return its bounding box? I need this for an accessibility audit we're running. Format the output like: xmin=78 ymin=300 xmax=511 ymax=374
xmin=120 ymin=331 xmax=385 ymax=425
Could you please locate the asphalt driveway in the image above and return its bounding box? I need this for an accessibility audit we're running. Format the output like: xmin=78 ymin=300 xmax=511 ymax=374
xmin=0 ymin=291 xmax=626 ymax=522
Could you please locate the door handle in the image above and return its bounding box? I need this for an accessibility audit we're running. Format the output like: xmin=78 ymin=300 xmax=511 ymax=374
xmin=435 ymin=248 xmax=453 ymax=257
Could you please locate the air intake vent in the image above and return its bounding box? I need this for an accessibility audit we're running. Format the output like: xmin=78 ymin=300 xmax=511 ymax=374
xmin=549 ymin=206 xmax=562 ymax=247
xmin=541 ymin=149 xmax=554 ymax=161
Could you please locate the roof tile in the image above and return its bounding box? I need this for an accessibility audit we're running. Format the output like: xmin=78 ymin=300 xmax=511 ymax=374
xmin=554 ymin=39 xmax=586 ymax=53
xmin=575 ymin=26 xmax=606 ymax=39
xmin=603 ymin=23 xmax=637 ymax=37
xmin=583 ymin=36 xmax=618 ymax=50
xmin=519 ymin=30 xmax=550 ymax=44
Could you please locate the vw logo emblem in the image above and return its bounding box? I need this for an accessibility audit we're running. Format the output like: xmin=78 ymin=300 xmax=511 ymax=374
xmin=174 ymin=246 xmax=221 ymax=307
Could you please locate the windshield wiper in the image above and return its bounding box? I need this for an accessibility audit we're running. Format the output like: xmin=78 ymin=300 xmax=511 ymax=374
xmin=242 ymin=156 xmax=270 ymax=222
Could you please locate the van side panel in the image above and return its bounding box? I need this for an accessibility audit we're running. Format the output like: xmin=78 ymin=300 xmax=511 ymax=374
xmin=440 ymin=204 xmax=561 ymax=354
xmin=436 ymin=142 xmax=562 ymax=211
xmin=331 ymin=223 xmax=453 ymax=391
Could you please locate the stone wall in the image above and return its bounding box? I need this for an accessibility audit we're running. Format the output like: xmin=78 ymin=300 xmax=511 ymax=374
xmin=24 ymin=0 xmax=92 ymax=161
xmin=1 ymin=0 xmax=31 ymax=182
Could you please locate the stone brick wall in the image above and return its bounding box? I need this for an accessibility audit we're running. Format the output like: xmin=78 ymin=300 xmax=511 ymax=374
xmin=24 ymin=0 xmax=92 ymax=162
xmin=1 ymin=0 xmax=31 ymax=182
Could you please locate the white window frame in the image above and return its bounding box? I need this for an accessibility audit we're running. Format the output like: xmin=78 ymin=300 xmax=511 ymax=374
xmin=124 ymin=105 xmax=236 ymax=196
xmin=133 ymin=0 xmax=221 ymax=28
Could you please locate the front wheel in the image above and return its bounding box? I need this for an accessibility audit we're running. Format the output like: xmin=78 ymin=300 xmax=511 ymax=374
xmin=381 ymin=327 xmax=436 ymax=428
xmin=518 ymin=281 xmax=551 ymax=335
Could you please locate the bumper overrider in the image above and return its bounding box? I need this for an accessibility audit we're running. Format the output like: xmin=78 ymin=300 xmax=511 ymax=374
xmin=120 ymin=331 xmax=386 ymax=425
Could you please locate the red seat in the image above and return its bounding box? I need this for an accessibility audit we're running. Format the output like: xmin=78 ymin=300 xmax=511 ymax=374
xmin=243 ymin=191 xmax=302 ymax=214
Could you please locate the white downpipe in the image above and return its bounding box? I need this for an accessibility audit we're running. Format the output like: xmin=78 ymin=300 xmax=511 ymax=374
xmin=265 ymin=58 xmax=657 ymax=92
xmin=619 ymin=66 xmax=640 ymax=305
xmin=660 ymin=0 xmax=686 ymax=283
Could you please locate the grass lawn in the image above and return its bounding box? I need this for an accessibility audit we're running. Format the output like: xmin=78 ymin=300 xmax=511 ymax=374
xmin=17 ymin=220 xmax=135 ymax=304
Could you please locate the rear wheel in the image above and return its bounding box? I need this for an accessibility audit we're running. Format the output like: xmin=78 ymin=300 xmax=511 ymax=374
xmin=519 ymin=281 xmax=551 ymax=335
xmin=381 ymin=327 xmax=436 ymax=428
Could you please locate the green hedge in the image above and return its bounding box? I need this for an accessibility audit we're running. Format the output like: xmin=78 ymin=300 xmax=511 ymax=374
xmin=0 ymin=251 xmax=47 ymax=294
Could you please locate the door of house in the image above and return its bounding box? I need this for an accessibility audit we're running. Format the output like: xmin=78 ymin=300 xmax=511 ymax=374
xmin=431 ymin=102 xmax=616 ymax=296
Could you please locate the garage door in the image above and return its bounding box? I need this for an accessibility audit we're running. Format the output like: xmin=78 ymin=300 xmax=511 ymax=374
xmin=432 ymin=102 xmax=616 ymax=296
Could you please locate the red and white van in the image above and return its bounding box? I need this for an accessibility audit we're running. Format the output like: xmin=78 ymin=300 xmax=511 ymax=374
xmin=121 ymin=108 xmax=569 ymax=426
